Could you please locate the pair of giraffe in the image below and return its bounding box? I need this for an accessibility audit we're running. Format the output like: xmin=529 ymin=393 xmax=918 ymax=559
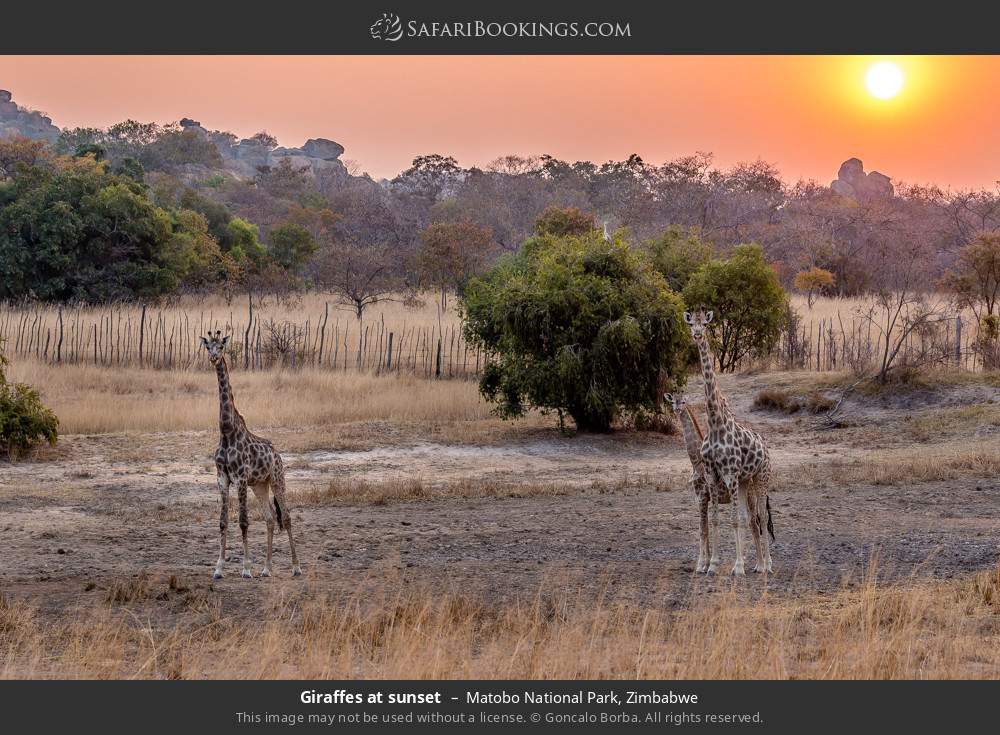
xmin=199 ymin=311 xmax=772 ymax=580
xmin=667 ymin=310 xmax=774 ymax=576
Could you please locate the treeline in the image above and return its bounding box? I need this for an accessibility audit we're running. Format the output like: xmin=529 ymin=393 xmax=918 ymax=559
xmin=3 ymin=118 xmax=1000 ymax=309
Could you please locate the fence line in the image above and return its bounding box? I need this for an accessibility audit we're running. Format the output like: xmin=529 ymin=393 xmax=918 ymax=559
xmin=0 ymin=300 xmax=986 ymax=377
xmin=0 ymin=299 xmax=483 ymax=379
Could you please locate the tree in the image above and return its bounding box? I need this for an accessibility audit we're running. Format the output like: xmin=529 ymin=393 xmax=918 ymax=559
xmin=225 ymin=217 xmax=266 ymax=264
xmin=315 ymin=241 xmax=400 ymax=319
xmin=393 ymin=154 xmax=462 ymax=200
xmin=942 ymin=232 xmax=1000 ymax=321
xmin=140 ymin=128 xmax=222 ymax=172
xmin=0 ymin=136 xmax=48 ymax=179
xmin=165 ymin=209 xmax=239 ymax=291
xmin=793 ymin=266 xmax=836 ymax=309
xmin=416 ymin=220 xmax=498 ymax=308
xmin=858 ymin=239 xmax=948 ymax=384
xmin=249 ymin=131 xmax=278 ymax=150
xmin=533 ymin=205 xmax=596 ymax=237
xmin=646 ymin=225 xmax=713 ymax=291
xmin=682 ymin=243 xmax=788 ymax=371
xmin=463 ymin=229 xmax=690 ymax=432
xmin=74 ymin=143 xmax=107 ymax=161
xmin=0 ymin=155 xmax=239 ymax=301
xmin=268 ymin=222 xmax=317 ymax=274
xmin=255 ymin=158 xmax=316 ymax=203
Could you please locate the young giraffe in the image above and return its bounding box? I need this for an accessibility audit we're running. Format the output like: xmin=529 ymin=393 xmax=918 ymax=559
xmin=201 ymin=332 xmax=300 ymax=579
xmin=683 ymin=310 xmax=775 ymax=575
xmin=664 ymin=392 xmax=725 ymax=573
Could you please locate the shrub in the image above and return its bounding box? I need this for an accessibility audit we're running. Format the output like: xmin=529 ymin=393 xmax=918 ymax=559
xmin=752 ymin=388 xmax=793 ymax=412
xmin=805 ymin=391 xmax=835 ymax=414
xmin=462 ymin=230 xmax=690 ymax=432
xmin=0 ymin=345 xmax=58 ymax=458
xmin=752 ymin=387 xmax=834 ymax=414
xmin=682 ymin=243 xmax=789 ymax=371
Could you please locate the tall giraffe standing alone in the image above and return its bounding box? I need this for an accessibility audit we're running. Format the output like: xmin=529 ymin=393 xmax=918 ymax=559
xmin=684 ymin=310 xmax=774 ymax=575
xmin=664 ymin=392 xmax=727 ymax=573
xmin=202 ymin=332 xmax=300 ymax=579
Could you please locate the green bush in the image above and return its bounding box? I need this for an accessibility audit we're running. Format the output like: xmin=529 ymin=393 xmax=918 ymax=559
xmin=462 ymin=229 xmax=690 ymax=432
xmin=682 ymin=243 xmax=788 ymax=371
xmin=0 ymin=346 xmax=58 ymax=458
xmin=646 ymin=225 xmax=713 ymax=292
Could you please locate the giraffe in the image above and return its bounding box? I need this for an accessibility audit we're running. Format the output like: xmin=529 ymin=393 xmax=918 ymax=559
xmin=201 ymin=332 xmax=300 ymax=579
xmin=664 ymin=392 xmax=725 ymax=573
xmin=683 ymin=310 xmax=775 ymax=575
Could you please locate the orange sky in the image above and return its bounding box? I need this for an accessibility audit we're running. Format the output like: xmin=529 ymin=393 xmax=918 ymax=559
xmin=2 ymin=55 xmax=999 ymax=188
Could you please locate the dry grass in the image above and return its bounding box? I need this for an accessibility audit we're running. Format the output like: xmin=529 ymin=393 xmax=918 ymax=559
xmin=902 ymin=404 xmax=1000 ymax=441
xmin=7 ymin=359 xmax=492 ymax=435
xmin=294 ymin=473 xmax=670 ymax=507
xmin=801 ymin=443 xmax=1000 ymax=488
xmin=3 ymin=562 xmax=999 ymax=679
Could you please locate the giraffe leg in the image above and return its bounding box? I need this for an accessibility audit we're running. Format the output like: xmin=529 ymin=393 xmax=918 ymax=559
xmin=696 ymin=487 xmax=709 ymax=573
xmin=708 ymin=497 xmax=721 ymax=574
xmin=251 ymin=482 xmax=274 ymax=577
xmin=271 ymin=465 xmax=300 ymax=577
xmin=729 ymin=477 xmax=746 ymax=576
xmin=213 ymin=471 xmax=230 ymax=579
xmin=237 ymin=478 xmax=252 ymax=579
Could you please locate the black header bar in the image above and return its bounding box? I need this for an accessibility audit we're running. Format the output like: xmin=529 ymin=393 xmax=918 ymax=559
xmin=5 ymin=1 xmax=1000 ymax=54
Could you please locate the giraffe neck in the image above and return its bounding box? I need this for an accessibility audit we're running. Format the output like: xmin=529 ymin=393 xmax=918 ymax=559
xmin=215 ymin=357 xmax=241 ymax=437
xmin=678 ymin=408 xmax=704 ymax=461
xmin=685 ymin=406 xmax=704 ymax=442
xmin=695 ymin=335 xmax=727 ymax=431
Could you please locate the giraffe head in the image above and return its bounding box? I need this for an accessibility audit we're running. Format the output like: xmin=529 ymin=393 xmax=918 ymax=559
xmin=683 ymin=309 xmax=713 ymax=341
xmin=663 ymin=392 xmax=687 ymax=414
xmin=200 ymin=331 xmax=230 ymax=366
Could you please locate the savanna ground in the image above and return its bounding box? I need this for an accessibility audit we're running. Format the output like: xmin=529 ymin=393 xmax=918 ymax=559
xmin=2 ymin=304 xmax=1000 ymax=678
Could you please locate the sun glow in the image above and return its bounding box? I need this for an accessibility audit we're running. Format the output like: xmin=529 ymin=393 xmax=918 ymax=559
xmin=865 ymin=61 xmax=904 ymax=99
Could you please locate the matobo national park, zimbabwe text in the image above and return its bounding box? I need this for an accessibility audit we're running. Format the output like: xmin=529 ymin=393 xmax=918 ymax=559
xmin=467 ymin=690 xmax=699 ymax=704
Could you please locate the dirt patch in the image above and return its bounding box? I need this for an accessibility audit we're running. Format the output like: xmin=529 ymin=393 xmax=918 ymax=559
xmin=2 ymin=372 xmax=998 ymax=637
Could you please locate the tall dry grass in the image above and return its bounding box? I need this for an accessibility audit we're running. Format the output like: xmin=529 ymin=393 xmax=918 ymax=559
xmin=7 ymin=358 xmax=490 ymax=435
xmin=3 ymin=562 xmax=999 ymax=679
xmin=0 ymin=291 xmax=472 ymax=374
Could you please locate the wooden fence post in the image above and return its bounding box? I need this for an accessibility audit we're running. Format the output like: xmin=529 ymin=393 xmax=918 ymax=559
xmin=955 ymin=315 xmax=962 ymax=366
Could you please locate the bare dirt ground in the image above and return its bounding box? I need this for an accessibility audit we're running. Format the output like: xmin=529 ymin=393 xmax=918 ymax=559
xmin=3 ymin=371 xmax=999 ymax=632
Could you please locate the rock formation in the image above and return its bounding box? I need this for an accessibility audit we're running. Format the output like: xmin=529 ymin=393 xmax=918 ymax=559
xmin=830 ymin=157 xmax=893 ymax=201
xmin=175 ymin=114 xmax=347 ymax=181
xmin=1 ymin=89 xmax=350 ymax=185
xmin=0 ymin=90 xmax=60 ymax=143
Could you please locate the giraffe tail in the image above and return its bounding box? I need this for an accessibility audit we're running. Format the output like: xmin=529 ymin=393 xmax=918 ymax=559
xmin=273 ymin=497 xmax=285 ymax=530
xmin=766 ymin=497 xmax=775 ymax=541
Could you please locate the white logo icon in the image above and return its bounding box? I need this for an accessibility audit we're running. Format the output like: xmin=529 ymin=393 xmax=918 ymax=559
xmin=370 ymin=13 xmax=403 ymax=41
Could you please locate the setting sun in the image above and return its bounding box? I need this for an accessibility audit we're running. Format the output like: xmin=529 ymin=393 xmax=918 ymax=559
xmin=865 ymin=61 xmax=904 ymax=99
